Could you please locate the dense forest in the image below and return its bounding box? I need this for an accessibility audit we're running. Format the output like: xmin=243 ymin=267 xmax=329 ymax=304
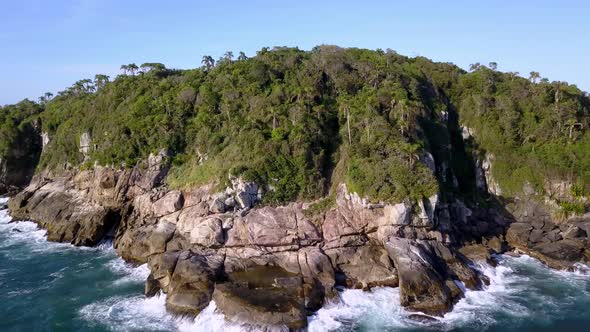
xmin=1 ymin=46 xmax=588 ymax=212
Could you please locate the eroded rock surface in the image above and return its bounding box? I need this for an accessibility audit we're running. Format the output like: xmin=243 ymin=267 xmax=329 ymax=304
xmin=10 ymin=167 xmax=588 ymax=328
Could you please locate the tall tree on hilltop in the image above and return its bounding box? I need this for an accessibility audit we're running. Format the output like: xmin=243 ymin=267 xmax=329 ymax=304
xmin=201 ymin=55 xmax=215 ymax=71
xmin=94 ymin=74 xmax=110 ymax=90
xmin=128 ymin=63 xmax=139 ymax=76
xmin=529 ymin=71 xmax=540 ymax=83
xmin=224 ymin=51 xmax=234 ymax=62
xmin=238 ymin=51 xmax=247 ymax=61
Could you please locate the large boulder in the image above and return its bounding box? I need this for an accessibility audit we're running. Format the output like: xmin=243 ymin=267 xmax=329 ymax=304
xmin=384 ymin=237 xmax=480 ymax=316
xmin=153 ymin=190 xmax=184 ymax=217
xmin=116 ymin=222 xmax=176 ymax=263
xmin=326 ymin=244 xmax=398 ymax=289
xmin=213 ymin=265 xmax=307 ymax=329
xmin=165 ymin=250 xmax=224 ymax=316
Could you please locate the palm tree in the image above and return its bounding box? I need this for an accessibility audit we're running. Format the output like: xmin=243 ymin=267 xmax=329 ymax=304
xmin=469 ymin=63 xmax=481 ymax=71
xmin=120 ymin=64 xmax=128 ymax=75
xmin=488 ymin=62 xmax=498 ymax=70
xmin=529 ymin=71 xmax=540 ymax=83
xmin=94 ymin=74 xmax=110 ymax=89
xmin=201 ymin=55 xmax=215 ymax=71
xmin=507 ymin=72 xmax=519 ymax=81
xmin=238 ymin=51 xmax=247 ymax=61
xmin=128 ymin=63 xmax=138 ymax=76
xmin=224 ymin=51 xmax=234 ymax=62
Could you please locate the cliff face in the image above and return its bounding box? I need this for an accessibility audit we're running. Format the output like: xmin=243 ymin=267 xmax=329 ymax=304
xmin=5 ymin=135 xmax=590 ymax=328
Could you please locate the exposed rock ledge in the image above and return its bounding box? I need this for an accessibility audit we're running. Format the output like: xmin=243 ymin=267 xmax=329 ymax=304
xmin=7 ymin=163 xmax=590 ymax=328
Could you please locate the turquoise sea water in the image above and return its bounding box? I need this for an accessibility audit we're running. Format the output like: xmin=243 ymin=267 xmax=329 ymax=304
xmin=1 ymin=200 xmax=590 ymax=332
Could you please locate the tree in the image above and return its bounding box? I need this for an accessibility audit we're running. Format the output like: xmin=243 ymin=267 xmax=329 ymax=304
xmin=201 ymin=55 xmax=215 ymax=71
xmin=140 ymin=62 xmax=166 ymax=73
xmin=223 ymin=51 xmax=234 ymax=62
xmin=488 ymin=62 xmax=498 ymax=70
xmin=238 ymin=51 xmax=247 ymax=61
xmin=529 ymin=71 xmax=540 ymax=83
xmin=120 ymin=64 xmax=128 ymax=75
xmin=507 ymin=72 xmax=519 ymax=81
xmin=469 ymin=63 xmax=481 ymax=71
xmin=70 ymin=79 xmax=94 ymax=95
xmin=127 ymin=63 xmax=138 ymax=76
xmin=94 ymin=74 xmax=110 ymax=90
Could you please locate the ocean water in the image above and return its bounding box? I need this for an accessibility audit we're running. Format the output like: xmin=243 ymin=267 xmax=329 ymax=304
xmin=1 ymin=198 xmax=590 ymax=332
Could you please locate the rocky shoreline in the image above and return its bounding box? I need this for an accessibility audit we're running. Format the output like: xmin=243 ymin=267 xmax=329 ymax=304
xmin=5 ymin=151 xmax=589 ymax=330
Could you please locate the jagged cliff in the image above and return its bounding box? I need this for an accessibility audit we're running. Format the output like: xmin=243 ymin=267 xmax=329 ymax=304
xmin=2 ymin=46 xmax=590 ymax=328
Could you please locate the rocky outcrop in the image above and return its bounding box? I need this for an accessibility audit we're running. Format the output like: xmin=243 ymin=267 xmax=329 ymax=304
xmin=506 ymin=206 xmax=590 ymax=270
xmin=8 ymin=180 xmax=119 ymax=246
xmin=8 ymin=169 xmax=490 ymax=328
xmin=25 ymin=146 xmax=580 ymax=330
xmin=7 ymin=170 xmax=584 ymax=329
xmin=79 ymin=132 xmax=92 ymax=158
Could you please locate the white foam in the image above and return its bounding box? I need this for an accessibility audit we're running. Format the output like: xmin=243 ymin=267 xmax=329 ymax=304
xmin=0 ymin=209 xmax=51 ymax=252
xmin=80 ymin=294 xmax=177 ymax=331
xmin=80 ymin=292 xmax=276 ymax=332
xmin=308 ymin=287 xmax=419 ymax=331
xmin=106 ymin=258 xmax=151 ymax=285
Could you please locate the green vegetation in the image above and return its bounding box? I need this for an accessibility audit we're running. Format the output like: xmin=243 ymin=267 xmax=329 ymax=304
xmin=455 ymin=64 xmax=590 ymax=197
xmin=559 ymin=201 xmax=586 ymax=217
xmin=1 ymin=46 xmax=589 ymax=206
xmin=0 ymin=100 xmax=42 ymax=158
xmin=0 ymin=100 xmax=43 ymax=190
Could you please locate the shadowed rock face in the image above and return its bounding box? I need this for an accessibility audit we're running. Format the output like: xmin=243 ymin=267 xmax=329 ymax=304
xmin=384 ymin=237 xmax=480 ymax=316
xmin=8 ymin=181 xmax=119 ymax=246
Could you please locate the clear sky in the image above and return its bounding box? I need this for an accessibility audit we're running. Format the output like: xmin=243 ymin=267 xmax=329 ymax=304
xmin=1 ymin=0 xmax=589 ymax=105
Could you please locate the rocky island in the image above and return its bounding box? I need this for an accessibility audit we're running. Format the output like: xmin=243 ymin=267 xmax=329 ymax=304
xmin=1 ymin=46 xmax=589 ymax=329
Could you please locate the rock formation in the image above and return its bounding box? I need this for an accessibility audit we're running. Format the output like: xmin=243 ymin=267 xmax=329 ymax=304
xmin=5 ymin=149 xmax=590 ymax=329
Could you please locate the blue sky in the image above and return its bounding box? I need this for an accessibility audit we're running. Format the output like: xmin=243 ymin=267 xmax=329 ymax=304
xmin=1 ymin=0 xmax=589 ymax=105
